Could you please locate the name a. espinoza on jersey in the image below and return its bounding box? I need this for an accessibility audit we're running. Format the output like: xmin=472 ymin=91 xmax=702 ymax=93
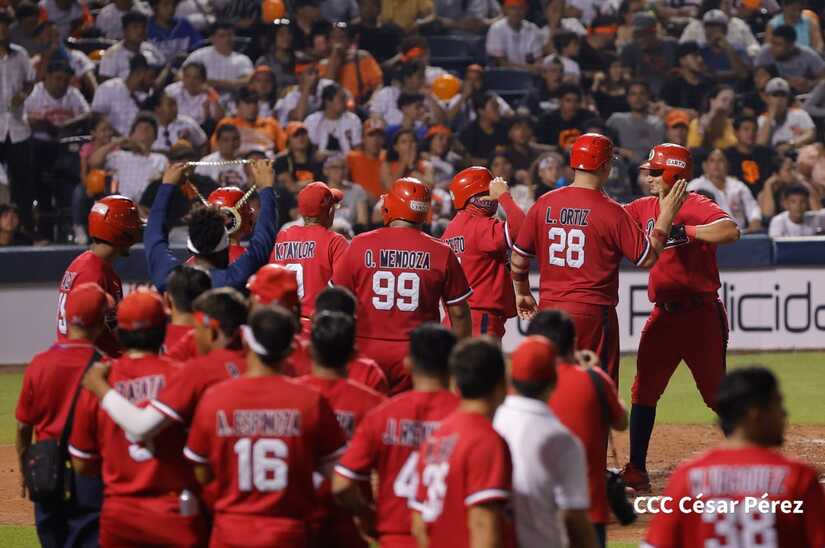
xmin=382 ymin=418 xmax=441 ymax=447
xmin=215 ymin=409 xmax=302 ymax=437
xmin=274 ymin=241 xmax=317 ymax=260
xmin=545 ymin=207 xmax=592 ymax=226
xmin=365 ymin=249 xmax=432 ymax=270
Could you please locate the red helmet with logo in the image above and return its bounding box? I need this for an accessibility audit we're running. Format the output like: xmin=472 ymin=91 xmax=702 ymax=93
xmin=640 ymin=143 xmax=693 ymax=185
xmin=569 ymin=133 xmax=614 ymax=172
xmin=88 ymin=195 xmax=141 ymax=248
xmin=381 ymin=177 xmax=431 ymax=225
xmin=247 ymin=263 xmax=300 ymax=309
xmin=450 ymin=166 xmax=492 ymax=210
xmin=208 ymin=186 xmax=256 ymax=237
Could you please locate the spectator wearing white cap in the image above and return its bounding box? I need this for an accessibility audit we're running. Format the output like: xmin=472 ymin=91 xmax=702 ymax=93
xmin=756 ymin=24 xmax=825 ymax=93
xmin=493 ymin=336 xmax=596 ymax=548
xmin=98 ymin=11 xmax=165 ymax=80
xmin=757 ymin=77 xmax=816 ymax=151
xmin=619 ymin=11 xmax=678 ymax=96
xmin=698 ymin=9 xmax=750 ymax=82
xmin=486 ymin=0 xmax=543 ymax=69
xmin=95 ymin=0 xmax=152 ymax=40
xmin=688 ymin=149 xmax=761 ymax=232
xmin=680 ymin=3 xmax=758 ymax=56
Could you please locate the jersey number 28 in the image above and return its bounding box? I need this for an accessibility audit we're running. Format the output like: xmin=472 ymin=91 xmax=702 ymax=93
xmin=548 ymin=227 xmax=585 ymax=268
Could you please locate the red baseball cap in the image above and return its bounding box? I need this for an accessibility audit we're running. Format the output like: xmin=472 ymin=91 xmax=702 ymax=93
xmin=510 ymin=336 xmax=558 ymax=383
xmin=116 ymin=289 xmax=167 ymax=331
xmin=247 ymin=264 xmax=300 ymax=308
xmin=298 ymin=181 xmax=343 ymax=217
xmin=65 ymin=283 xmax=113 ymax=328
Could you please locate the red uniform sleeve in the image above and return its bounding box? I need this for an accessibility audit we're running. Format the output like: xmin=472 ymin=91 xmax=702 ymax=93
xmin=331 ymin=246 xmax=355 ymax=289
xmin=68 ymin=390 xmax=101 ymax=460
xmin=335 ymin=410 xmax=379 ymax=482
xmin=151 ymin=361 xmax=201 ymax=424
xmin=694 ymin=195 xmax=733 ymax=226
xmin=15 ymin=366 xmax=37 ymax=425
xmin=443 ymin=249 xmax=473 ymax=305
xmin=623 ymin=199 xmax=644 ymax=227
xmin=513 ymin=200 xmax=540 ymax=257
xmin=799 ymin=469 xmax=825 ymax=547
xmin=498 ymin=192 xmax=526 ymax=249
xmin=464 ymin=433 xmax=512 ymax=507
xmin=183 ymin=394 xmax=212 ymax=464
xmin=612 ymin=206 xmax=652 ymax=267
xmin=643 ymin=466 xmax=688 ymax=548
xmin=592 ymin=367 xmax=625 ymax=424
xmin=315 ymin=395 xmax=347 ymax=467
xmin=329 ymin=233 xmax=350 ymax=269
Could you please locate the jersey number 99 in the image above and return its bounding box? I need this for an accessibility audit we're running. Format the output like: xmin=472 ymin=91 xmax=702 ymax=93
xmin=372 ymin=271 xmax=420 ymax=312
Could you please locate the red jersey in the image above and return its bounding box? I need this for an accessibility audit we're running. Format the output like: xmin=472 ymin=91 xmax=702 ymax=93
xmin=442 ymin=210 xmax=515 ymax=318
xmin=164 ymin=329 xmax=198 ymax=362
xmin=296 ymin=375 xmax=386 ymax=439
xmin=514 ymin=187 xmax=651 ymax=307
xmin=412 ymin=410 xmax=513 ymax=548
xmin=56 ymin=250 xmax=122 ymax=354
xmin=625 ymin=193 xmax=732 ymax=303
xmin=286 ymin=338 xmax=390 ymax=395
xmin=336 ymin=390 xmax=459 ymax=542
xmin=151 ymin=347 xmax=246 ymax=425
xmin=184 ymin=375 xmax=346 ymax=519
xmin=68 ymin=355 xmax=195 ymax=497
xmin=15 ymin=340 xmax=100 ymax=440
xmin=549 ymin=362 xmax=625 ymax=523
xmin=645 ymin=446 xmax=825 ymax=548
xmin=271 ymin=224 xmax=349 ymax=318
xmin=332 ymin=227 xmax=472 ymax=341
xmin=162 ymin=324 xmax=193 ymax=356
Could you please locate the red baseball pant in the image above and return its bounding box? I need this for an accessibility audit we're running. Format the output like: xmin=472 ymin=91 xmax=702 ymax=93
xmin=99 ymin=495 xmax=207 ymax=548
xmin=210 ymin=514 xmax=307 ymax=548
xmin=632 ymin=298 xmax=729 ymax=409
xmin=356 ymin=337 xmax=410 ymax=395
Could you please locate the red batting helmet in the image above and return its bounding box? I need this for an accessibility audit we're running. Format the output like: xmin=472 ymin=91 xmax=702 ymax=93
xmin=88 ymin=195 xmax=141 ymax=248
xmin=569 ymin=133 xmax=614 ymax=171
xmin=208 ymin=186 xmax=256 ymax=237
xmin=381 ymin=177 xmax=431 ymax=226
xmin=450 ymin=166 xmax=492 ymax=210
xmin=640 ymin=143 xmax=693 ymax=185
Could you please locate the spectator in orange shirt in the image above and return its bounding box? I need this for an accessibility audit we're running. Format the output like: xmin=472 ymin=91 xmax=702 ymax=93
xmin=210 ymin=87 xmax=286 ymax=155
xmin=347 ymin=117 xmax=386 ymax=200
xmin=319 ymin=22 xmax=383 ymax=105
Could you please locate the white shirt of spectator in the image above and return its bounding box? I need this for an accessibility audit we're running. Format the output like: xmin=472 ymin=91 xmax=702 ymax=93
xmin=272 ymin=78 xmax=336 ymax=126
xmin=194 ymin=151 xmax=249 ymax=186
xmin=493 ymin=395 xmax=590 ymax=548
xmin=439 ymin=92 xmax=514 ymax=124
xmin=687 ymin=176 xmax=761 ymax=229
xmin=303 ymin=110 xmax=362 ymax=153
xmin=543 ymin=53 xmax=581 ymax=82
xmin=183 ymin=45 xmax=253 ymax=89
xmin=39 ymin=0 xmax=84 ymax=41
xmin=425 ymin=65 xmax=447 ymax=87
xmin=0 ymin=45 xmax=35 ymax=143
xmin=758 ymin=108 xmax=816 ymax=147
xmin=66 ymin=49 xmax=95 ymax=78
xmin=165 ymin=80 xmax=212 ymax=125
xmin=768 ymin=210 xmax=825 ymax=237
xmin=369 ymin=85 xmax=403 ymax=126
xmin=486 ymin=18 xmax=544 ymax=66
xmin=106 ymin=149 xmax=168 ymax=202
xmin=91 ymin=77 xmax=144 ymax=136
xmin=24 ymin=81 xmax=90 ymax=141
xmin=99 ymin=41 xmax=165 ymax=79
xmin=95 ymin=1 xmax=152 ymax=39
xmin=152 ymin=114 xmax=207 ymax=152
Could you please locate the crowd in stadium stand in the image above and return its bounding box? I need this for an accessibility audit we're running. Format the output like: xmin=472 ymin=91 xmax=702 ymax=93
xmin=1 ymin=0 xmax=825 ymax=247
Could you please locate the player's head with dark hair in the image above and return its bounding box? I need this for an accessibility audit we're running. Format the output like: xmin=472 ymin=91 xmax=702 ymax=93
xmin=165 ymin=265 xmax=212 ymax=314
xmin=449 ymin=337 xmax=506 ymax=403
xmin=716 ymin=366 xmax=785 ymax=446
xmin=322 ymin=83 xmax=345 ymax=112
xmin=117 ymin=326 xmax=166 ymax=352
xmin=310 ymin=311 xmax=355 ymax=371
xmin=192 ymin=288 xmax=248 ymax=353
xmin=244 ymin=305 xmax=296 ymax=367
xmin=471 ymin=91 xmax=499 ymax=115
xmin=783 ymin=183 xmax=810 ymax=201
xmin=783 ymin=183 xmax=811 ymax=223
xmin=526 ymin=309 xmax=576 ymax=358
xmin=407 ymin=323 xmax=457 ymax=378
xmin=187 ymin=206 xmax=231 ymax=268
xmin=314 ymin=286 xmax=356 ymax=318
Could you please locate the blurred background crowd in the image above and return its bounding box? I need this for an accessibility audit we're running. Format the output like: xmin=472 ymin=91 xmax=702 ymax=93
xmin=1 ymin=0 xmax=825 ymax=247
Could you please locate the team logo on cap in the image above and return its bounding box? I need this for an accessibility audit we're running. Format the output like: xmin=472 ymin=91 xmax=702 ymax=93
xmin=666 ymin=159 xmax=687 ymax=169
xmin=91 ymin=203 xmax=109 ymax=216
xmin=409 ymin=200 xmax=429 ymax=212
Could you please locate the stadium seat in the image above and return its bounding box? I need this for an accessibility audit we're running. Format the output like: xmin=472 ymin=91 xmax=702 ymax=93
xmin=426 ymin=35 xmax=483 ymax=74
xmin=484 ymin=68 xmax=536 ymax=106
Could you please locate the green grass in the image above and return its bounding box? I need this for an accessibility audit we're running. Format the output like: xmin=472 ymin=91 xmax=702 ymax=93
xmin=0 ymin=525 xmax=38 ymax=547
xmin=616 ymin=352 xmax=825 ymax=425
xmin=608 ymin=543 xmax=637 ymax=548
xmin=0 ymin=372 xmax=22 ymax=444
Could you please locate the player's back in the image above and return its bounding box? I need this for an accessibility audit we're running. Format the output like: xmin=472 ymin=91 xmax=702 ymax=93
xmin=442 ymin=211 xmax=515 ymax=317
xmin=625 ymin=194 xmax=729 ymax=302
xmin=514 ymin=186 xmax=650 ymax=307
xmin=272 ymin=224 xmax=349 ymax=318
xmin=336 ymin=389 xmax=459 ymax=541
xmin=296 ymin=375 xmax=386 ymax=438
xmin=88 ymin=355 xmax=193 ymax=497
xmin=645 ymin=446 xmax=825 ymax=548
xmin=333 ymin=227 xmax=471 ymax=340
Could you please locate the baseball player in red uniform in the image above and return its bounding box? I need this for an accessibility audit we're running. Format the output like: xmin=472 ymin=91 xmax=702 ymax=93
xmin=296 ymin=311 xmax=386 ymax=548
xmin=57 ymin=195 xmax=141 ymax=356
xmin=623 ymin=144 xmax=740 ymax=492
xmin=644 ymin=367 xmax=825 ymax=548
xmin=16 ymin=283 xmax=111 ymax=547
xmin=81 ymin=288 xmax=250 ymax=447
xmin=332 ymin=323 xmax=459 ymax=548
xmin=161 ymin=265 xmax=212 ymax=356
xmin=410 ymin=337 xmax=514 ymax=548
xmin=442 ymin=167 xmax=525 ymax=339
xmin=208 ymin=186 xmax=256 ymax=263
xmin=332 ymin=177 xmax=472 ymax=393
xmin=271 ymin=181 xmax=349 ymax=321
xmin=511 ymin=133 xmax=687 ymax=381
xmin=185 ymin=306 xmax=347 ymax=548
xmin=69 ymin=290 xmax=207 ymax=547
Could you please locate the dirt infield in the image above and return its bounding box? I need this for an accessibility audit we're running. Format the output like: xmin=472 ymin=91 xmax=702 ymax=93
xmin=1 ymin=424 xmax=823 ymax=541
